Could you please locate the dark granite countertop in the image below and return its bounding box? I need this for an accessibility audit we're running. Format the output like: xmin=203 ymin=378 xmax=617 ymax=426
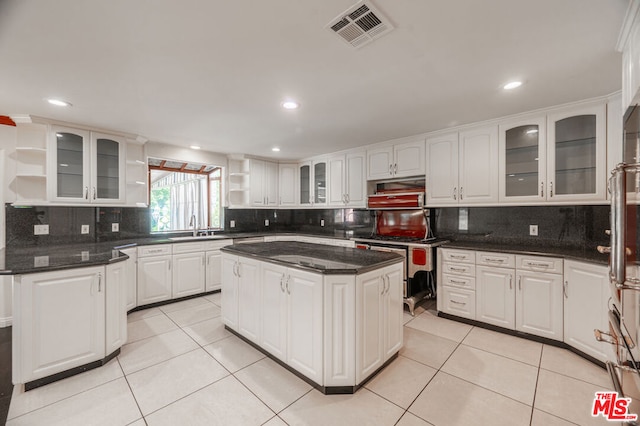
xmin=221 ymin=241 xmax=403 ymax=275
xmin=441 ymin=240 xmax=609 ymax=265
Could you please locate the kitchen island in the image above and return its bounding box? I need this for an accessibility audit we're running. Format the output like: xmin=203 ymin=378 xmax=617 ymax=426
xmin=220 ymin=241 xmax=404 ymax=393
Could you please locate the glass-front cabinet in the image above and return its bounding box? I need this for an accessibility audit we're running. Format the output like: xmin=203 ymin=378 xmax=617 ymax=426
xmin=498 ymin=104 xmax=606 ymax=204
xmin=298 ymin=158 xmax=327 ymax=206
xmin=498 ymin=117 xmax=546 ymax=203
xmin=49 ymin=126 xmax=125 ymax=204
xmin=547 ymin=104 xmax=606 ymax=202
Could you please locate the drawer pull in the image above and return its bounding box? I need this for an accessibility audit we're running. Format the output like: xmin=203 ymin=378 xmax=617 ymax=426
xmin=449 ymin=279 xmax=467 ymax=285
xmin=525 ymin=261 xmax=551 ymax=268
xmin=485 ymin=258 xmax=505 ymax=263
xmin=450 ymin=300 xmax=466 ymax=306
xmin=450 ymin=267 xmax=467 ymax=273
xmin=450 ymin=255 xmax=467 ymax=260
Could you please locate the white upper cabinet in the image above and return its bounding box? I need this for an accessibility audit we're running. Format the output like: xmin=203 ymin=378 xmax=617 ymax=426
xmin=619 ymin=2 xmax=640 ymax=109
xmin=48 ymin=126 xmax=125 ymax=204
xmin=328 ymin=150 xmax=366 ymax=207
xmin=250 ymin=159 xmax=278 ymax=207
xmin=367 ymin=138 xmax=425 ymax=180
xmin=546 ymin=103 xmax=607 ymax=202
xmin=278 ymin=163 xmax=298 ymax=206
xmin=426 ymin=126 xmax=498 ymax=206
xmin=498 ymin=116 xmax=547 ymax=203
xmin=299 ymin=158 xmax=327 ymax=206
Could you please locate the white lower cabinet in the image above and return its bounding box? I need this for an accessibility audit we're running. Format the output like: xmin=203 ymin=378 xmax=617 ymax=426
xmin=120 ymin=247 xmax=137 ymax=311
xmin=355 ymin=264 xmax=403 ymax=384
xmin=440 ymin=285 xmax=476 ymax=319
xmin=223 ymin=252 xmax=403 ymax=388
xmin=438 ymin=248 xmax=476 ymax=319
xmin=13 ymin=266 xmax=106 ymax=384
xmin=204 ymin=240 xmax=232 ymax=292
xmin=476 ymin=265 xmax=515 ymax=329
xmin=137 ymin=254 xmax=172 ymax=305
xmin=516 ymin=270 xmax=563 ymax=340
xmin=105 ymin=261 xmax=128 ymax=354
xmin=172 ymin=251 xmax=205 ymax=298
xmin=563 ymin=260 xmax=611 ymax=362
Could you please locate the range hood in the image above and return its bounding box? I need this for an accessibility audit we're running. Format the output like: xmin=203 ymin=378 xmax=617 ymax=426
xmin=368 ymin=188 xmax=425 ymax=209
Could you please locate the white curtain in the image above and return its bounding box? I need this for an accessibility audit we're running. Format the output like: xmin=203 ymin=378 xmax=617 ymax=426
xmin=166 ymin=176 xmax=207 ymax=230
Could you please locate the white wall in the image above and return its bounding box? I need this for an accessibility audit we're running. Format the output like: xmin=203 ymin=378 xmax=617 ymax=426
xmin=0 ymin=124 xmax=15 ymax=327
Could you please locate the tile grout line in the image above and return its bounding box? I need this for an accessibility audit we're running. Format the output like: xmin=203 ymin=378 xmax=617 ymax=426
xmin=528 ymin=343 xmax=545 ymax=426
xmin=116 ymin=357 xmax=146 ymax=424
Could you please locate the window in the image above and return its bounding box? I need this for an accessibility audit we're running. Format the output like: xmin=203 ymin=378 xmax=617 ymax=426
xmin=149 ymin=158 xmax=223 ymax=232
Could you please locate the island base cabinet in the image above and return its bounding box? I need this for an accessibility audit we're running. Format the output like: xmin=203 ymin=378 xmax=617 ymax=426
xmin=105 ymin=262 xmax=128 ymax=354
xmin=236 ymin=258 xmax=261 ymax=343
xmin=323 ymin=275 xmax=356 ymax=387
xmin=205 ymin=250 xmax=222 ymax=292
xmin=13 ymin=266 xmax=106 ymax=384
xmin=221 ymin=254 xmax=240 ymax=329
xmin=287 ymin=268 xmax=323 ymax=383
xmin=355 ymin=263 xmax=403 ymax=384
xmin=260 ymin=263 xmax=288 ymax=361
xmin=120 ymin=248 xmax=137 ymax=311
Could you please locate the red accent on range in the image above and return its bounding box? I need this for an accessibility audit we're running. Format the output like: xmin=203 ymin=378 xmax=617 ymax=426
xmin=0 ymin=116 xmax=16 ymax=126
xmin=376 ymin=210 xmax=427 ymax=238
xmin=411 ymin=248 xmax=427 ymax=265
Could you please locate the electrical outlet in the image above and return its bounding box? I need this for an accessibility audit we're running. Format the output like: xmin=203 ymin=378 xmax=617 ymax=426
xmin=81 ymin=251 xmax=90 ymax=261
xmin=34 ymin=255 xmax=49 ymax=267
xmin=34 ymin=224 xmax=49 ymax=235
xmin=530 ymin=225 xmax=538 ymax=236
xmin=230 ymin=220 xmax=236 ymax=228
xmin=112 ymin=223 xmax=119 ymax=232
xmin=320 ymin=219 xmax=325 ymax=227
xmin=81 ymin=224 xmax=90 ymax=234
xmin=264 ymin=219 xmax=269 ymax=226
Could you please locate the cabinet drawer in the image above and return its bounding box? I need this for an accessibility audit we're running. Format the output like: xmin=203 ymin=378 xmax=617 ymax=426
xmin=204 ymin=239 xmax=232 ymax=251
xmin=442 ymin=273 xmax=476 ymax=290
xmin=440 ymin=248 xmax=475 ymax=264
xmin=172 ymin=241 xmax=206 ymax=254
xmin=138 ymin=245 xmax=172 ymax=257
xmin=442 ymin=262 xmax=475 ymax=277
xmin=476 ymin=251 xmax=515 ymax=268
xmin=516 ymin=255 xmax=562 ymax=274
xmin=441 ymin=286 xmax=475 ymax=319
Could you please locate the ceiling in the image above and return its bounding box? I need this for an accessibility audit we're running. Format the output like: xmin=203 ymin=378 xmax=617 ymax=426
xmin=0 ymin=0 xmax=629 ymax=160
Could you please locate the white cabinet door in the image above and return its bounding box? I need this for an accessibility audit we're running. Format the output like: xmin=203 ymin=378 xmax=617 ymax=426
xmin=355 ymin=269 xmax=384 ymax=383
xmin=205 ymin=250 xmax=222 ymax=292
xmin=382 ymin=264 xmax=403 ymax=359
xmin=13 ymin=266 xmax=105 ymax=383
xmin=459 ymin=125 xmax=499 ymax=204
xmin=221 ymin=253 xmax=239 ymax=329
xmin=476 ymin=265 xmax=515 ymax=329
xmin=426 ymin=133 xmax=459 ymax=206
xmin=237 ymin=257 xmax=261 ymax=343
xmin=563 ymin=260 xmax=611 ymax=362
xmin=90 ymin=132 xmax=126 ymax=204
xmin=137 ymin=255 xmax=172 ymax=306
xmin=106 ymin=261 xmax=128 ymax=354
xmin=393 ymin=139 xmax=425 ymax=178
xmin=172 ymin=252 xmax=205 ymax=298
xmin=498 ymin=116 xmax=547 ymax=203
xmin=546 ymin=103 xmax=607 ymax=202
xmin=250 ymin=159 xmax=266 ymax=206
xmin=515 ymin=271 xmax=563 ymax=340
xmin=367 ymin=146 xmax=393 ymax=180
xmin=120 ymin=248 xmax=137 ymax=311
xmin=440 ymin=286 xmax=476 ymax=319
xmin=345 ymin=151 xmax=366 ymax=207
xmin=328 ymin=154 xmax=346 ymax=206
xmin=265 ymin=160 xmax=278 ymax=206
xmin=287 ymin=268 xmax=323 ymax=383
xmin=48 ymin=126 xmax=91 ymax=203
xmin=278 ymin=163 xmax=297 ymax=206
xmin=260 ymin=262 xmax=288 ymax=361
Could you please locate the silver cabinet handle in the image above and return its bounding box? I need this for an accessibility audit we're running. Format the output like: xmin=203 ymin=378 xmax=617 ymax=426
xmin=286 ymin=275 xmax=290 ymax=294
xmin=564 ymin=280 xmax=568 ymax=298
xmin=84 ymin=186 xmax=89 ymax=199
xmin=98 ymin=273 xmax=102 ymax=292
xmin=509 ymin=274 xmax=513 ymax=290
xmin=525 ymin=261 xmax=551 ymax=268
xmin=168 ymin=259 xmax=171 ymax=270
xmin=460 ymin=186 xmax=463 ymax=200
xmin=389 ymin=164 xmax=393 ymax=175
xmin=450 ymin=254 xmax=467 ymax=260
xmin=385 ymin=275 xmax=390 ymax=294
xmin=394 ymin=163 xmax=397 ymax=175
xmin=453 ymin=187 xmax=457 ymax=200
xmin=518 ymin=275 xmax=522 ymax=290
xmin=550 ymin=181 xmax=554 ymax=197
xmin=93 ymin=187 xmax=97 ymax=200
xmin=450 ymin=267 xmax=466 ymax=273
xmin=449 ymin=279 xmax=467 ymax=285
xmin=451 ymin=300 xmax=466 ymax=306
xmin=540 ymin=182 xmax=544 ymax=198
xmin=485 ymin=258 xmax=505 ymax=263
xmin=280 ymin=274 xmax=285 ymax=293
xmin=237 ymin=263 xmax=242 ymax=278
xmin=381 ymin=276 xmax=386 ymax=295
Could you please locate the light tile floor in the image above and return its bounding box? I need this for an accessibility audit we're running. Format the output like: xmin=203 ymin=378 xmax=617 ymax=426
xmin=5 ymin=293 xmax=633 ymax=425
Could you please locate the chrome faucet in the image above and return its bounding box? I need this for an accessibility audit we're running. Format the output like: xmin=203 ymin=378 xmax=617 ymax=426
xmin=189 ymin=214 xmax=197 ymax=236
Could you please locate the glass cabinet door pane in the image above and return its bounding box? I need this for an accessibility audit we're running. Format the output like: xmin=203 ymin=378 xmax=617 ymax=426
xmin=554 ymin=115 xmax=596 ymax=195
xmin=505 ymin=125 xmax=540 ymax=197
xmin=96 ymin=138 xmax=120 ymax=199
xmin=314 ymin=162 xmax=326 ymax=204
xmin=56 ymin=132 xmax=85 ymax=198
xmin=624 ymin=108 xmax=640 ymax=193
xmin=300 ymin=164 xmax=310 ymax=204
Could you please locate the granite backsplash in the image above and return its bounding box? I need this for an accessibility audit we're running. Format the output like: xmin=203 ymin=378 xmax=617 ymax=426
xmin=5 ymin=203 xmax=613 ymax=252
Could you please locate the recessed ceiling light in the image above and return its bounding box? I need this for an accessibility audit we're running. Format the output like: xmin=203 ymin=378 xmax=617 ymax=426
xmin=282 ymin=101 xmax=299 ymax=110
xmin=190 ymin=145 xmax=201 ymax=150
xmin=503 ymin=81 xmax=522 ymax=90
xmin=47 ymin=98 xmax=72 ymax=107
xmin=272 ymin=147 xmax=281 ymax=152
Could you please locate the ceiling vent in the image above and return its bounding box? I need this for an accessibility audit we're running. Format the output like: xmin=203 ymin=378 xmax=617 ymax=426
xmin=327 ymin=1 xmax=394 ymax=48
